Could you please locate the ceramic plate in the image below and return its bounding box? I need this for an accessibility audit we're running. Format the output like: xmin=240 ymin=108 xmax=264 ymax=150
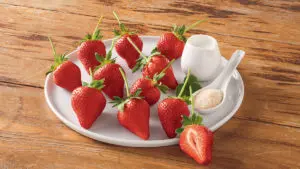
xmin=44 ymin=36 xmax=244 ymax=147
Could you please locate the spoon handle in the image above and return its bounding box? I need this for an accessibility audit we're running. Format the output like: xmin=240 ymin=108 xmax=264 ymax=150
xmin=213 ymin=50 xmax=245 ymax=89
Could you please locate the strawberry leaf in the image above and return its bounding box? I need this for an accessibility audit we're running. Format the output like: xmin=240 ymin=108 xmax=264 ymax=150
xmin=151 ymin=47 xmax=159 ymax=54
xmin=156 ymin=83 xmax=169 ymax=94
xmin=175 ymin=74 xmax=201 ymax=100
xmin=175 ymin=127 xmax=184 ymax=134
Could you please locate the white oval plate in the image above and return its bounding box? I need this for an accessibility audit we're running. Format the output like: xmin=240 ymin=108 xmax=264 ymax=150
xmin=44 ymin=36 xmax=244 ymax=147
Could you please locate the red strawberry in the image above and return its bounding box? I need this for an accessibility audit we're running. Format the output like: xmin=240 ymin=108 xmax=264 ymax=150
xmin=93 ymin=40 xmax=124 ymax=99
xmin=126 ymin=37 xmax=178 ymax=89
xmin=179 ymin=125 xmax=213 ymax=165
xmin=46 ymin=37 xmax=81 ymax=92
xmin=156 ymin=20 xmax=206 ymax=60
xmin=143 ymin=55 xmax=178 ymax=89
xmin=78 ymin=17 xmax=106 ymax=74
xmin=130 ymin=60 xmax=174 ymax=105
xmin=113 ymin=11 xmax=143 ymax=69
xmin=71 ymin=72 xmax=106 ymax=129
xmin=176 ymin=86 xmax=213 ymax=165
xmin=111 ymin=68 xmax=150 ymax=140
xmin=158 ymin=69 xmax=193 ymax=138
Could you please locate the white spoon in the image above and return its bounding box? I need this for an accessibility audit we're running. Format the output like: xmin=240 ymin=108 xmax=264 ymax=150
xmin=192 ymin=50 xmax=245 ymax=114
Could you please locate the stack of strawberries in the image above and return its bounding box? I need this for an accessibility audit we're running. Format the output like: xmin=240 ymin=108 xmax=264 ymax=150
xmin=46 ymin=12 xmax=212 ymax=165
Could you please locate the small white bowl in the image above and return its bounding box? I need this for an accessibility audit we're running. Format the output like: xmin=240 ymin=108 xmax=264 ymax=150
xmin=181 ymin=34 xmax=222 ymax=81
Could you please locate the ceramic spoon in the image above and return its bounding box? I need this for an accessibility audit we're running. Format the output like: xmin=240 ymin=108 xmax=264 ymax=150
xmin=192 ymin=50 xmax=245 ymax=114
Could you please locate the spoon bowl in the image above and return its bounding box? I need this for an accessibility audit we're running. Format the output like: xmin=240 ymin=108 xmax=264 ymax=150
xmin=192 ymin=50 xmax=245 ymax=114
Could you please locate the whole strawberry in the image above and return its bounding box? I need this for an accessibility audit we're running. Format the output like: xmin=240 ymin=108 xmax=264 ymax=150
xmin=113 ymin=11 xmax=143 ymax=69
xmin=176 ymin=86 xmax=213 ymax=165
xmin=158 ymin=69 xmax=193 ymax=138
xmin=111 ymin=68 xmax=150 ymax=140
xmin=78 ymin=16 xmax=106 ymax=74
xmin=127 ymin=37 xmax=178 ymax=89
xmin=93 ymin=40 xmax=124 ymax=99
xmin=130 ymin=60 xmax=174 ymax=105
xmin=156 ymin=20 xmax=206 ymax=60
xmin=46 ymin=37 xmax=81 ymax=92
xmin=71 ymin=71 xmax=106 ymax=129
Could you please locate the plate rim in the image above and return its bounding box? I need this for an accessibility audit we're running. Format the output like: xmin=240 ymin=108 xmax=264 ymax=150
xmin=44 ymin=35 xmax=244 ymax=147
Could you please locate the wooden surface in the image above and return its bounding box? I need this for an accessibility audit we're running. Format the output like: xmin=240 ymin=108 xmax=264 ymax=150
xmin=0 ymin=0 xmax=300 ymax=168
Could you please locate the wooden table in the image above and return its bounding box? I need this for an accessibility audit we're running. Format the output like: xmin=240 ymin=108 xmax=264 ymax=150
xmin=1 ymin=0 xmax=299 ymax=168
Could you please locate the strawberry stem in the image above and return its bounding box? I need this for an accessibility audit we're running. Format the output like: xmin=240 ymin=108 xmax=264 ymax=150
xmin=93 ymin=16 xmax=103 ymax=36
xmin=178 ymin=69 xmax=190 ymax=98
xmin=184 ymin=19 xmax=207 ymax=33
xmin=119 ymin=68 xmax=129 ymax=97
xmin=126 ymin=37 xmax=147 ymax=59
xmin=48 ymin=37 xmax=56 ymax=56
xmin=113 ymin=11 xmax=122 ymax=25
xmin=189 ymin=85 xmax=195 ymax=115
xmin=160 ymin=59 xmax=175 ymax=75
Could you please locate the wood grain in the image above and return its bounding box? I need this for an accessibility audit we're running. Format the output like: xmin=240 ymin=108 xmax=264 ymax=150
xmin=0 ymin=0 xmax=300 ymax=168
xmin=1 ymin=82 xmax=300 ymax=169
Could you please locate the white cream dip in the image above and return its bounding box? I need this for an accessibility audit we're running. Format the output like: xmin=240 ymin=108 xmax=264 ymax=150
xmin=194 ymin=89 xmax=223 ymax=110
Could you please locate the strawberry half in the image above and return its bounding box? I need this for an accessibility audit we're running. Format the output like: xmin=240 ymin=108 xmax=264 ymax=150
xmin=113 ymin=11 xmax=143 ymax=69
xmin=158 ymin=69 xmax=193 ymax=138
xmin=71 ymin=71 xmax=106 ymax=129
xmin=127 ymin=37 xmax=178 ymax=89
xmin=156 ymin=20 xmax=206 ymax=61
xmin=130 ymin=60 xmax=174 ymax=105
xmin=46 ymin=37 xmax=81 ymax=92
xmin=93 ymin=40 xmax=124 ymax=99
xmin=78 ymin=16 xmax=106 ymax=74
xmin=111 ymin=68 xmax=150 ymax=140
xmin=176 ymin=86 xmax=213 ymax=165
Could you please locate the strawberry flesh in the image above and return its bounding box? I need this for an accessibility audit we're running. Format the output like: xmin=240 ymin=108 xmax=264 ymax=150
xmin=179 ymin=125 xmax=213 ymax=165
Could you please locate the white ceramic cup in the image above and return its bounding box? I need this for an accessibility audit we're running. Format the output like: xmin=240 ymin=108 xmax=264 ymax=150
xmin=181 ymin=34 xmax=222 ymax=81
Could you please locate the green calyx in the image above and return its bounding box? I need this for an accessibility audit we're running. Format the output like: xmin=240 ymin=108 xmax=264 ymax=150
xmin=172 ymin=19 xmax=207 ymax=43
xmin=93 ymin=39 xmax=117 ymax=72
xmin=46 ymin=37 xmax=68 ymax=75
xmin=110 ymin=68 xmax=143 ymax=111
xmin=113 ymin=11 xmax=135 ymax=38
xmin=81 ymin=16 xmax=104 ymax=43
xmin=175 ymin=86 xmax=203 ymax=134
xmin=82 ymin=69 xmax=105 ymax=90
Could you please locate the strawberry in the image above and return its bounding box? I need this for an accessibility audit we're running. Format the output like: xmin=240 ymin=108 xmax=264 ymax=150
xmin=176 ymin=86 xmax=213 ymax=165
xmin=78 ymin=16 xmax=106 ymax=74
xmin=156 ymin=20 xmax=206 ymax=60
xmin=71 ymin=71 xmax=106 ymax=129
xmin=113 ymin=11 xmax=143 ymax=69
xmin=93 ymin=40 xmax=124 ymax=99
xmin=127 ymin=37 xmax=178 ymax=89
xmin=157 ymin=69 xmax=193 ymax=138
xmin=46 ymin=37 xmax=81 ymax=92
xmin=111 ymin=68 xmax=150 ymax=140
xmin=130 ymin=60 xmax=174 ymax=105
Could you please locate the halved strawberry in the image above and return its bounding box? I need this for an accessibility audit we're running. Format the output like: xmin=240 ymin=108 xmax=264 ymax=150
xmin=176 ymin=86 xmax=213 ymax=165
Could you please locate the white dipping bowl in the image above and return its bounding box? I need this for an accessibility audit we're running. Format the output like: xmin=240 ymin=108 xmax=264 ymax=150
xmin=181 ymin=34 xmax=221 ymax=81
